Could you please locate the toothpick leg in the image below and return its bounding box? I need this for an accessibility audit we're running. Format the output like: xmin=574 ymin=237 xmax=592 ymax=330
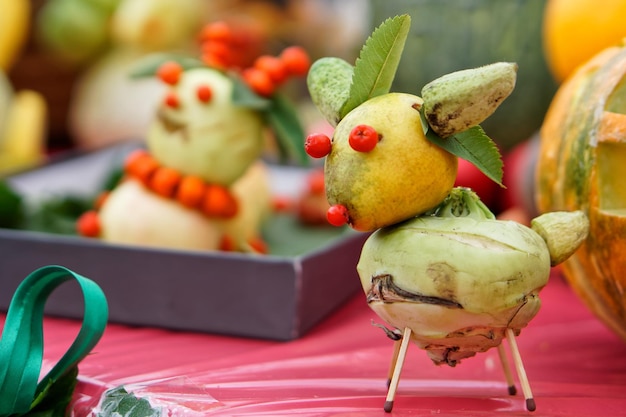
xmin=384 ymin=327 xmax=412 ymax=413
xmin=497 ymin=342 xmax=517 ymax=395
xmin=506 ymin=329 xmax=536 ymax=411
xmin=386 ymin=339 xmax=402 ymax=387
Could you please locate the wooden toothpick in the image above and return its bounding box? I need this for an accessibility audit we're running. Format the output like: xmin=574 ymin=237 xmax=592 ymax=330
xmin=386 ymin=339 xmax=402 ymax=387
xmin=384 ymin=327 xmax=412 ymax=413
xmin=506 ymin=328 xmax=536 ymax=412
xmin=497 ymin=342 xmax=517 ymax=395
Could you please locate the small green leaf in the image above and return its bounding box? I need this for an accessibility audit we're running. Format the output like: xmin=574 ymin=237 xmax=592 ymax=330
xmin=422 ymin=111 xmax=504 ymax=187
xmin=23 ymin=195 xmax=94 ymax=235
xmin=97 ymin=387 xmax=161 ymax=417
xmin=231 ymin=77 xmax=272 ymax=110
xmin=129 ymin=53 xmax=205 ymax=78
xmin=264 ymin=94 xmax=309 ymax=166
xmin=341 ymin=14 xmax=411 ymax=117
xmin=25 ymin=366 xmax=78 ymax=416
xmin=0 ymin=179 xmax=23 ymax=229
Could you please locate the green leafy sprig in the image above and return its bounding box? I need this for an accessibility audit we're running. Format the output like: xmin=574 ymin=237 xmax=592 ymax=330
xmin=419 ymin=111 xmax=505 ymax=187
xmin=340 ymin=14 xmax=411 ymax=117
xmin=230 ymin=78 xmax=308 ymax=165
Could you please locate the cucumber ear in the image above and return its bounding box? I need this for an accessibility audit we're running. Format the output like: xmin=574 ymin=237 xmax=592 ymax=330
xmin=421 ymin=62 xmax=517 ymax=138
xmin=531 ymin=210 xmax=589 ymax=267
xmin=306 ymin=57 xmax=353 ymax=127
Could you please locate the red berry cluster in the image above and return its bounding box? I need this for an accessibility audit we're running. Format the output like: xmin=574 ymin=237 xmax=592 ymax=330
xmin=242 ymin=46 xmax=311 ymax=97
xmin=199 ymin=21 xmax=311 ymax=97
xmin=198 ymin=21 xmax=260 ymax=70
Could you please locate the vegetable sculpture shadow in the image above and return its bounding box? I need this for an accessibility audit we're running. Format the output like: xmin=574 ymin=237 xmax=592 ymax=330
xmin=305 ymin=15 xmax=589 ymax=413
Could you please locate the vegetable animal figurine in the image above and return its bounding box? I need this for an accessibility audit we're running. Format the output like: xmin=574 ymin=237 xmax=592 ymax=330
xmin=536 ymin=40 xmax=626 ymax=342
xmin=306 ymin=15 xmax=588 ymax=412
xmin=77 ymin=22 xmax=309 ymax=253
xmin=360 ymin=188 xmax=588 ymax=411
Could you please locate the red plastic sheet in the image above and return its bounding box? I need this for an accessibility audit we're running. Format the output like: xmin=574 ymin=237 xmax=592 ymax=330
xmin=7 ymin=271 xmax=626 ymax=416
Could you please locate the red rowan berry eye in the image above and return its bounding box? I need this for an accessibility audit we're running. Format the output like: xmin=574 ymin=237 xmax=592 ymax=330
xmin=157 ymin=61 xmax=183 ymax=85
xmin=326 ymin=204 xmax=349 ymax=227
xmin=349 ymin=124 xmax=379 ymax=152
xmin=196 ymin=85 xmax=213 ymax=103
xmin=304 ymin=133 xmax=332 ymax=158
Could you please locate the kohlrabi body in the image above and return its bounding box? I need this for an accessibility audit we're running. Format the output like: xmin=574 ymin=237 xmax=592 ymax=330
xmin=358 ymin=188 xmax=587 ymax=365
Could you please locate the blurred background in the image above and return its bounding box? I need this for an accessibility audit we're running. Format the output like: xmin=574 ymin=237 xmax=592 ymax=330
xmin=4 ymin=0 xmax=368 ymax=153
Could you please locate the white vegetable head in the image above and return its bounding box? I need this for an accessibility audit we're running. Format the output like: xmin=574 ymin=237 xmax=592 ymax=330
xmin=147 ymin=68 xmax=265 ymax=186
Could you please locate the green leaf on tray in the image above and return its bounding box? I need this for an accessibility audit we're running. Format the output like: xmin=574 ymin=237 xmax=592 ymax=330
xmin=97 ymin=387 xmax=161 ymax=417
xmin=263 ymin=213 xmax=353 ymax=257
xmin=341 ymin=14 xmax=411 ymax=117
xmin=129 ymin=53 xmax=205 ymax=78
xmin=0 ymin=179 xmax=24 ymax=229
xmin=423 ymin=118 xmax=505 ymax=187
xmin=264 ymin=94 xmax=309 ymax=166
xmin=22 ymin=196 xmax=94 ymax=235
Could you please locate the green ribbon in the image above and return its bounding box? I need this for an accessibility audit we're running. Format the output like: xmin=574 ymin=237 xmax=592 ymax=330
xmin=0 ymin=265 xmax=108 ymax=415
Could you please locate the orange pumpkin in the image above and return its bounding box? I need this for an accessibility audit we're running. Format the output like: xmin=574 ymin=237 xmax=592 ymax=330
xmin=536 ymin=41 xmax=626 ymax=341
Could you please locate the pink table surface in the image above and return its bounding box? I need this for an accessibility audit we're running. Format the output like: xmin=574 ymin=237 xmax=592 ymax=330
xmin=8 ymin=271 xmax=626 ymax=416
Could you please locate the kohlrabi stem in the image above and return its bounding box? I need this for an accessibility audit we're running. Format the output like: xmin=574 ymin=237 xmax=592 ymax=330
xmin=429 ymin=187 xmax=495 ymax=220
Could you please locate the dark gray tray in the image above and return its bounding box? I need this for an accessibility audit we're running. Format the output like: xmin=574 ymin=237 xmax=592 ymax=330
xmin=0 ymin=144 xmax=368 ymax=340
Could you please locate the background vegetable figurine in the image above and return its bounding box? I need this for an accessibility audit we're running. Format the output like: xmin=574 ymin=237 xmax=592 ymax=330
xmin=0 ymin=72 xmax=48 ymax=175
xmin=0 ymin=3 xmax=48 ymax=177
xmin=306 ymin=14 xmax=589 ymax=412
xmin=0 ymin=0 xmax=30 ymax=71
xmin=76 ymin=22 xmax=309 ymax=253
xmin=535 ymin=39 xmax=626 ymax=342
